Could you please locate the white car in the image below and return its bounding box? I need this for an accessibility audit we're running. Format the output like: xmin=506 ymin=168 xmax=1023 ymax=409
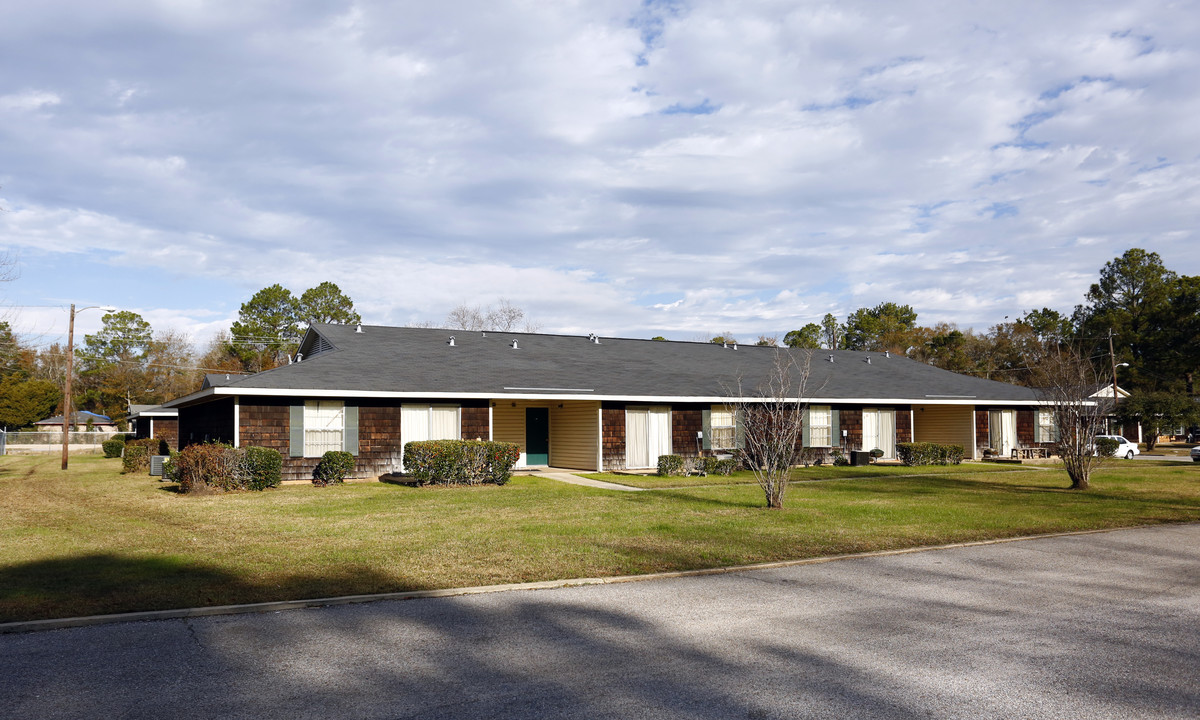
xmin=1191 ymin=446 xmax=1200 ymax=463
xmin=1094 ymin=435 xmax=1140 ymax=460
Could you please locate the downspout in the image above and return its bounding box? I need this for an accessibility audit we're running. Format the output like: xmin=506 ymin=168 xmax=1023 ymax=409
xmin=233 ymin=396 xmax=241 ymax=448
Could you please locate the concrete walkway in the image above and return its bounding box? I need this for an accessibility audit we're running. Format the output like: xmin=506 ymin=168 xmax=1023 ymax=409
xmin=2 ymin=523 xmax=1197 ymax=719
xmin=515 ymin=468 xmax=645 ymax=491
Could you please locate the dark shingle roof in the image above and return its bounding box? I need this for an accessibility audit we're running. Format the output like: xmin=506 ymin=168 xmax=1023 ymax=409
xmin=171 ymin=324 xmax=1039 ymax=404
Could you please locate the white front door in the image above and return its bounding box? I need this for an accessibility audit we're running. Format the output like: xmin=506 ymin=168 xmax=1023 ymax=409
xmin=862 ymin=408 xmax=896 ymax=458
xmin=626 ymin=406 xmax=671 ymax=468
xmin=989 ymin=409 xmax=1017 ymax=455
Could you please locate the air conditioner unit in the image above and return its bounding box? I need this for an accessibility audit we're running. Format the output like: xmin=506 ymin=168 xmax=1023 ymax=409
xmin=150 ymin=455 xmax=169 ymax=477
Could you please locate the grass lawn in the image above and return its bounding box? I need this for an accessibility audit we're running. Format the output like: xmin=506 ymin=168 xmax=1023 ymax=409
xmin=580 ymin=462 xmax=1024 ymax=489
xmin=2 ymin=454 xmax=1199 ymax=623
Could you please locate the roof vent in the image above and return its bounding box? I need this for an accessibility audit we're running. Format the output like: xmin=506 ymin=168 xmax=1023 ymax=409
xmin=511 ymin=339 xmax=519 ymax=349
xmin=722 ymin=341 xmax=728 ymax=349
xmin=225 ymin=374 xmax=230 ymax=380
xmin=884 ymin=351 xmax=891 ymax=358
xmin=355 ymin=324 xmax=363 ymax=333
xmin=447 ymin=335 xmax=456 ymax=346
xmin=481 ymin=331 xmax=486 ymax=338
xmin=828 ymin=355 xmax=835 ymax=363
xmin=732 ymin=343 xmax=738 ymax=350
xmin=865 ymin=357 xmax=871 ymax=364
xmin=590 ymin=333 xmax=601 ymax=344
xmin=295 ymin=352 xmax=303 ymax=363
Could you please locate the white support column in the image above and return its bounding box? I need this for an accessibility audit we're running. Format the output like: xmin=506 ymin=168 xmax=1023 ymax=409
xmin=488 ymin=403 xmax=494 ymax=441
xmin=233 ymin=396 xmax=241 ymax=448
xmin=596 ymin=405 xmax=604 ymax=473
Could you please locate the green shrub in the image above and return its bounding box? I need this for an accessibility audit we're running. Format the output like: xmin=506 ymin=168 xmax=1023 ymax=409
xmin=174 ymin=443 xmax=237 ymax=492
xmin=120 ymin=437 xmax=162 ymax=474
xmin=656 ymin=454 xmax=685 ymax=476
xmin=896 ymin=442 xmax=964 ymax=466
xmin=403 ymin=440 xmax=521 ymax=485
xmin=1093 ymin=437 xmax=1120 ymax=458
xmin=313 ymin=450 xmax=356 ymax=486
xmin=243 ymin=446 xmax=283 ymax=491
xmin=102 ymin=439 xmax=125 ymax=459
xmin=173 ymin=443 xmax=280 ymax=493
xmin=694 ymin=456 xmax=738 ymax=475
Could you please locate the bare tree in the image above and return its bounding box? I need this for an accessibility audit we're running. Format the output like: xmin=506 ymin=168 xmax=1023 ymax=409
xmin=1031 ymin=345 xmax=1111 ymax=490
xmin=445 ymin=299 xmax=539 ymax=332
xmin=728 ymin=349 xmax=815 ymax=509
xmin=446 ymin=304 xmax=486 ymax=331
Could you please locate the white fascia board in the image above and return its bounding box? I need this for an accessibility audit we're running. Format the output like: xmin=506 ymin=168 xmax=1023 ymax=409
xmin=205 ymin=386 xmax=1045 ymax=406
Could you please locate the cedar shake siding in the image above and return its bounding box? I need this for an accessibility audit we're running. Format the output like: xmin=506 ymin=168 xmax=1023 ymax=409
xmin=896 ymin=408 xmax=912 ymax=444
xmin=134 ymin=417 xmax=179 ymax=450
xmin=602 ymin=405 xmax=626 ymax=471
xmin=976 ymin=410 xmax=990 ymax=452
xmin=461 ymin=406 xmax=490 ymax=441
xmin=235 ymin=399 xmax=491 ymax=482
xmin=179 ymin=398 xmax=235 ymax=447
xmin=672 ymin=406 xmax=703 ymax=459
xmin=839 ymin=408 xmax=862 ymax=451
xmin=1017 ymin=409 xmax=1034 ymax=447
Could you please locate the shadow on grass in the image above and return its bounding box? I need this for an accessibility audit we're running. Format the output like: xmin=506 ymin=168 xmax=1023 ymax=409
xmin=0 ymin=553 xmax=425 ymax=624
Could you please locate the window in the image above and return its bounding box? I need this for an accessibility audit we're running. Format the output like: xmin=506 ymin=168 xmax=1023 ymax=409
xmin=1037 ymin=409 xmax=1057 ymax=443
xmin=808 ymin=405 xmax=832 ymax=447
xmin=626 ymin=406 xmax=671 ymax=469
xmin=861 ymin=408 xmax=896 ymax=458
xmin=401 ymin=405 xmax=461 ymax=444
xmin=710 ymin=405 xmax=736 ymax=450
xmin=304 ymin=400 xmax=345 ymax=457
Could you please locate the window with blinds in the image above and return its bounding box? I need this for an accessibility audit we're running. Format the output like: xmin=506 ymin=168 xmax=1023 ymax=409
xmin=710 ymin=405 xmax=736 ymax=450
xmin=808 ymin=405 xmax=832 ymax=447
xmin=304 ymin=400 xmax=345 ymax=457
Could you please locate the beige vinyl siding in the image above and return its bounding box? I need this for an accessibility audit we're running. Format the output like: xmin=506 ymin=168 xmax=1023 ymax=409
xmin=549 ymin=401 xmax=601 ymax=471
xmin=491 ymin=400 xmax=599 ymax=469
xmin=913 ymin=405 xmax=976 ymax=459
xmin=492 ymin=402 xmax=534 ymax=449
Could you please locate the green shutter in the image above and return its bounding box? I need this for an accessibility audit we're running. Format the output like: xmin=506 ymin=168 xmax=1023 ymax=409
xmin=830 ymin=409 xmax=840 ymax=447
xmin=734 ymin=407 xmax=745 ymax=449
xmin=289 ymin=404 xmax=304 ymax=457
xmin=802 ymin=407 xmax=811 ymax=448
xmin=344 ymin=404 xmax=359 ymax=456
xmin=1034 ymin=413 xmax=1043 ymax=443
xmin=701 ymin=408 xmax=712 ymax=451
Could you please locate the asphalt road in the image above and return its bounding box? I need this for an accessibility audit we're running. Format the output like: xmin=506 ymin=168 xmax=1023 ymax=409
xmin=2 ymin=524 xmax=1198 ymax=719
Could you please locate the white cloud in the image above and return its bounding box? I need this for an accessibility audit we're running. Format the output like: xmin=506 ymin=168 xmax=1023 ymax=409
xmin=0 ymin=0 xmax=1197 ymax=349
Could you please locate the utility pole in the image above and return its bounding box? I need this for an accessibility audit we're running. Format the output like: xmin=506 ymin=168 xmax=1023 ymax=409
xmin=61 ymin=304 xmax=76 ymax=470
xmin=1109 ymin=329 xmax=1120 ymax=435
xmin=60 ymin=304 xmax=115 ymax=470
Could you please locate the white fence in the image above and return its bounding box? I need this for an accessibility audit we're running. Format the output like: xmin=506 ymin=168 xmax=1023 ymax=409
xmin=0 ymin=431 xmax=123 ymax=455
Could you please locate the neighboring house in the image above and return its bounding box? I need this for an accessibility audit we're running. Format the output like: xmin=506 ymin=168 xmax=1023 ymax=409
xmin=127 ymin=404 xmax=180 ymax=448
xmin=34 ymin=411 xmax=119 ymax=433
xmin=163 ymin=324 xmax=1051 ymax=481
xmin=1087 ymin=383 xmax=1140 ymax=442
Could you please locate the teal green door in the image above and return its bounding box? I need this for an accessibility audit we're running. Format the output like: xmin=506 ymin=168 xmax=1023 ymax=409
xmin=526 ymin=408 xmax=549 ymax=465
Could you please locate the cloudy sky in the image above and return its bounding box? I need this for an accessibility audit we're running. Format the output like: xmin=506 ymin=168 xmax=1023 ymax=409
xmin=2 ymin=0 xmax=1198 ymax=349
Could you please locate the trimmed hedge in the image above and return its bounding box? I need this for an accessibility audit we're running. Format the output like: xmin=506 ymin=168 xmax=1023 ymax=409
xmin=657 ymin=454 xmax=685 ymax=476
xmin=313 ymin=450 xmax=355 ymax=486
xmin=174 ymin=443 xmax=282 ymax=493
xmin=244 ymin=446 xmax=283 ymax=490
xmin=896 ymin=442 xmax=965 ymax=466
xmin=121 ymin=438 xmax=163 ymax=474
xmin=102 ymin=439 xmax=125 ymax=459
xmin=403 ymin=440 xmax=521 ymax=485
